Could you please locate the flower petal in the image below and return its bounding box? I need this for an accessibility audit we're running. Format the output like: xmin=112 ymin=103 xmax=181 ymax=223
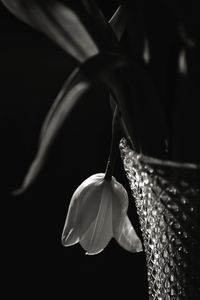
xmin=61 ymin=188 xmax=81 ymax=246
xmin=79 ymin=181 xmax=113 ymax=255
xmin=110 ymin=177 xmax=142 ymax=253
xmin=61 ymin=228 xmax=79 ymax=247
xmin=111 ymin=176 xmax=129 ymax=226
xmin=114 ymin=215 xmax=143 ymax=253
xmin=61 ymin=174 xmax=104 ymax=246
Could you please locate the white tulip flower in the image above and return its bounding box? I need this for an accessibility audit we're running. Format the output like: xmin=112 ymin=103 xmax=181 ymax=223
xmin=62 ymin=173 xmax=142 ymax=255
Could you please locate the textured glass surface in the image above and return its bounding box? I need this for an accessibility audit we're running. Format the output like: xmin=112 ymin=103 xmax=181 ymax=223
xmin=120 ymin=138 xmax=200 ymax=300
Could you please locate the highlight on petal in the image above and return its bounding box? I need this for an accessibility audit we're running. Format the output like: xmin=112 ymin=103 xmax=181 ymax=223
xmin=115 ymin=215 xmax=143 ymax=253
xmin=62 ymin=228 xmax=79 ymax=247
xmin=79 ymin=182 xmax=113 ymax=255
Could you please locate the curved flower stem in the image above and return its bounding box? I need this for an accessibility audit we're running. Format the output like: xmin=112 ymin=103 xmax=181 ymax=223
xmin=104 ymin=106 xmax=121 ymax=181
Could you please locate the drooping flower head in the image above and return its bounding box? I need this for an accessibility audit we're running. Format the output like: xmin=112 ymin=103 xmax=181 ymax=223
xmin=62 ymin=173 xmax=142 ymax=255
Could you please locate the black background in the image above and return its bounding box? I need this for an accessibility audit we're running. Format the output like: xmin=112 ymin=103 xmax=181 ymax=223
xmin=1 ymin=3 xmax=148 ymax=299
xmin=2 ymin=1 xmax=200 ymax=298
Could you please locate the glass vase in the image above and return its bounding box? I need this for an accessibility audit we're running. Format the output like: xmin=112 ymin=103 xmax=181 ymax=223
xmin=120 ymin=138 xmax=200 ymax=300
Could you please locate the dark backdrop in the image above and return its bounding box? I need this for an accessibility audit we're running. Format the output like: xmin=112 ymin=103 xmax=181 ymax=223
xmin=1 ymin=3 xmax=148 ymax=300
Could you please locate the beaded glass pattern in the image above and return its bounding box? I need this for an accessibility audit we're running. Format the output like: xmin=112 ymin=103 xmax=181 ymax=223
xmin=120 ymin=138 xmax=200 ymax=300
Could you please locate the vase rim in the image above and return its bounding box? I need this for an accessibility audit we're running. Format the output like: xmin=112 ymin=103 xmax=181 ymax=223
xmin=120 ymin=138 xmax=200 ymax=171
xmin=140 ymin=153 xmax=200 ymax=170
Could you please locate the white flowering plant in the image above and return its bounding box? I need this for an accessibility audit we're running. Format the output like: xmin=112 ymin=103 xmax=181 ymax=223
xmin=1 ymin=0 xmax=170 ymax=254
